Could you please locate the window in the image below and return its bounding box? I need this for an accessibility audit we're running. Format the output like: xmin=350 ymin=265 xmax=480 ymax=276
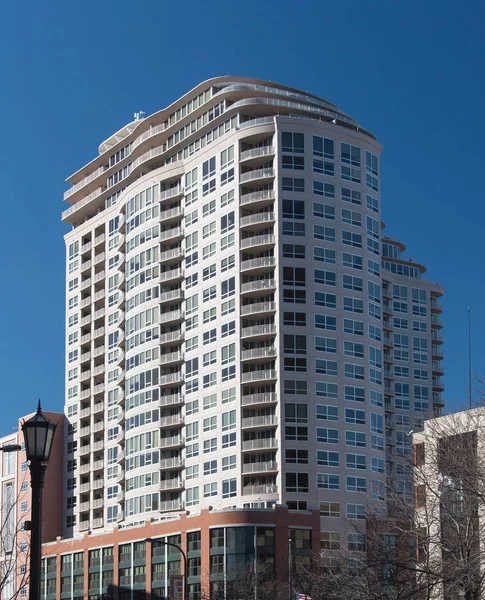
xmin=284 ymin=380 xmax=307 ymax=395
xmin=220 ymin=211 xmax=235 ymax=234
xmin=344 ymin=341 xmax=364 ymax=358
xmin=313 ymin=202 xmax=335 ymax=220
xmin=314 ymin=270 xmax=336 ymax=287
xmin=320 ymin=502 xmax=340 ymax=517
xmin=285 ymin=472 xmax=309 ymax=493
xmin=342 ymin=253 xmax=362 ymax=270
xmin=314 ymin=225 xmax=336 ymax=242
xmin=317 ymin=450 xmax=339 ymax=467
xmin=313 ymin=181 xmax=335 ymax=198
xmin=316 ymin=359 xmax=338 ymax=376
xmin=346 ymin=476 xmax=367 ymax=492
xmin=204 ymin=482 xmax=218 ymax=497
xmin=342 ymin=187 xmax=361 ymax=205
xmin=222 ymin=455 xmax=236 ymax=471
xmin=343 ymin=319 xmax=364 ymax=336
xmin=366 ymin=151 xmax=379 ymax=191
xmin=282 ymin=199 xmax=305 ymax=219
xmin=344 ymin=363 xmax=365 ymax=380
xmin=313 ymin=135 xmax=334 ymax=159
xmin=222 ymin=478 xmax=237 ymax=498
xmin=344 ymin=386 xmax=365 ymax=403
xmin=345 ymin=408 xmax=365 ymax=424
xmin=282 ymin=177 xmax=305 ymax=192
xmin=284 ymin=312 xmax=306 ymax=326
xmin=315 ymin=291 xmax=337 ymax=308
xmin=342 ymin=231 xmax=362 ymax=248
xmin=347 ymin=503 xmax=366 ymax=520
xmin=321 ymin=531 xmax=340 ymax=550
xmin=316 ymin=404 xmax=338 ymax=421
xmin=316 ymin=428 xmax=339 ymax=444
xmin=346 ymin=454 xmax=366 ymax=470
xmin=348 ymin=533 xmax=367 ymax=551
xmin=346 ymin=431 xmax=366 ymax=447
xmin=342 ymin=209 xmax=361 ymax=226
xmin=317 ymin=474 xmax=340 ymax=490
xmin=316 ymin=382 xmax=338 ymax=399
xmin=285 ymin=449 xmax=308 ymax=464
xmin=314 ymin=248 xmax=336 ymax=265
xmin=285 ymin=403 xmax=308 ymax=423
xmin=343 ymin=297 xmax=363 ymax=313
xmin=283 ymin=244 xmax=306 ymax=259
xmin=315 ymin=336 xmax=337 ymax=354
xmin=343 ymin=275 xmax=363 ymax=291
xmin=282 ymin=132 xmax=305 ymax=153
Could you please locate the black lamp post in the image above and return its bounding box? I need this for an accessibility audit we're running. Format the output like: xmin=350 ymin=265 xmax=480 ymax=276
xmin=21 ymin=401 xmax=57 ymax=600
xmin=145 ymin=538 xmax=188 ymax=600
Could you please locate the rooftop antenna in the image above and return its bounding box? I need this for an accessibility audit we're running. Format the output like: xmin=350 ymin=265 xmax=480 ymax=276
xmin=468 ymin=307 xmax=472 ymax=409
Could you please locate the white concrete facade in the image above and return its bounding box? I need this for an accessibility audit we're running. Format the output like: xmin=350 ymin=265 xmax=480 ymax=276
xmin=62 ymin=77 xmax=444 ymax=552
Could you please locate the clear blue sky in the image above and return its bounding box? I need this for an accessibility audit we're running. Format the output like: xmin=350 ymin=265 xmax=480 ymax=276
xmin=0 ymin=0 xmax=483 ymax=431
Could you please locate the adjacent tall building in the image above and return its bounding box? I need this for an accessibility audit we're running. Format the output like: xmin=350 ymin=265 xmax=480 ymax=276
xmin=61 ymin=77 xmax=444 ymax=554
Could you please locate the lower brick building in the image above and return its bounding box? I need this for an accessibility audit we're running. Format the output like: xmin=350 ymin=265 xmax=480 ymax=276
xmin=41 ymin=506 xmax=320 ymax=600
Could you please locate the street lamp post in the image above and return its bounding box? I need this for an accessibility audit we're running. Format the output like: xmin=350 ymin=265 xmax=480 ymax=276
xmin=145 ymin=538 xmax=188 ymax=600
xmin=21 ymin=401 xmax=57 ymax=600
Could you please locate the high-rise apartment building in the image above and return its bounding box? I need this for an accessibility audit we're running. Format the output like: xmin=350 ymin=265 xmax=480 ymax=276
xmin=62 ymin=77 xmax=443 ymax=552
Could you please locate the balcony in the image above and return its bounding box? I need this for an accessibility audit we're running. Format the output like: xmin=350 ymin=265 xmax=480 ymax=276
xmin=94 ymin=289 xmax=105 ymax=301
xmin=242 ymin=461 xmax=278 ymax=475
xmin=431 ymin=315 xmax=443 ymax=329
xmin=159 ymin=372 xmax=183 ymax=386
xmin=159 ymin=351 xmax=183 ymax=366
xmin=93 ymin=326 xmax=105 ymax=339
xmin=94 ymin=252 xmax=105 ymax=266
xmin=432 ymin=361 xmax=444 ymax=375
xmin=80 ymin=333 xmax=91 ymax=345
xmin=93 ymin=345 xmax=105 ymax=358
xmin=159 ymin=414 xmax=183 ymax=428
xmin=80 ymin=351 xmax=91 ymax=363
xmin=241 ymin=347 xmax=277 ymax=363
xmin=159 ymin=247 xmax=183 ymax=265
xmin=240 ymin=257 xmax=276 ymax=274
xmin=79 ymin=445 xmax=91 ymax=456
xmin=159 ymin=499 xmax=184 ymax=512
xmin=432 ymin=378 xmax=445 ymax=391
xmin=92 ymin=517 xmax=104 ymax=529
xmin=242 ymin=484 xmax=278 ymax=496
xmin=431 ymin=331 xmax=444 ymax=345
xmin=241 ymin=302 xmax=276 ymax=317
xmin=241 ymin=369 xmax=277 ymax=384
xmin=93 ymin=459 xmax=104 ymax=471
xmin=159 ymin=309 xmax=184 ymax=325
xmin=160 ymin=206 xmax=183 ymax=224
xmin=80 ymin=370 xmax=91 ymax=382
xmin=430 ymin=297 xmax=443 ymax=313
xmin=432 ymin=346 xmax=444 ymax=360
xmin=79 ymin=501 xmax=90 ymax=512
xmin=240 ymin=212 xmax=275 ymax=231
xmin=80 ymin=297 xmax=92 ymax=308
xmin=241 ymin=324 xmax=277 ymax=340
xmin=241 ymin=393 xmax=277 ymax=407
xmin=160 ymin=289 xmax=183 ymax=305
xmin=81 ymin=278 xmax=92 ymax=291
xmin=159 ymin=330 xmax=183 ymax=345
xmin=241 ymin=415 xmax=277 ymax=429
xmin=93 ymin=440 xmax=104 ymax=451
xmin=240 ymin=146 xmax=276 ymax=164
xmin=160 ymin=457 xmax=184 ymax=470
xmin=240 ymin=189 xmax=276 ymax=209
xmin=92 ymin=399 xmax=104 ymax=411
xmin=159 ymin=436 xmax=184 ymax=449
xmin=79 ymin=482 xmax=91 ymax=493
xmin=79 ymin=464 xmax=91 ymax=475
xmin=93 ymin=365 xmax=105 ymax=376
xmin=160 ymin=186 xmax=183 ymax=203
xmin=159 ymin=478 xmax=184 ymax=491
xmin=242 ymin=438 xmax=278 ymax=452
xmin=81 ymin=260 xmax=92 ymax=273
xmin=80 ymin=425 xmax=91 ymax=437
xmin=240 ymin=235 xmax=275 ymax=252
xmin=239 ymin=168 xmax=275 ymax=185
xmin=79 ymin=520 xmax=90 ymax=532
xmin=93 ymin=497 xmax=104 ymax=509
xmin=117 ymin=490 xmax=124 ymax=502
xmin=159 ymin=393 xmax=184 ymax=408
xmin=159 ymin=226 xmax=183 ymax=243
xmin=159 ymin=268 xmax=184 ymax=284
xmin=80 ymin=406 xmax=91 ymax=418
xmin=240 ymin=279 xmax=276 ymax=296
